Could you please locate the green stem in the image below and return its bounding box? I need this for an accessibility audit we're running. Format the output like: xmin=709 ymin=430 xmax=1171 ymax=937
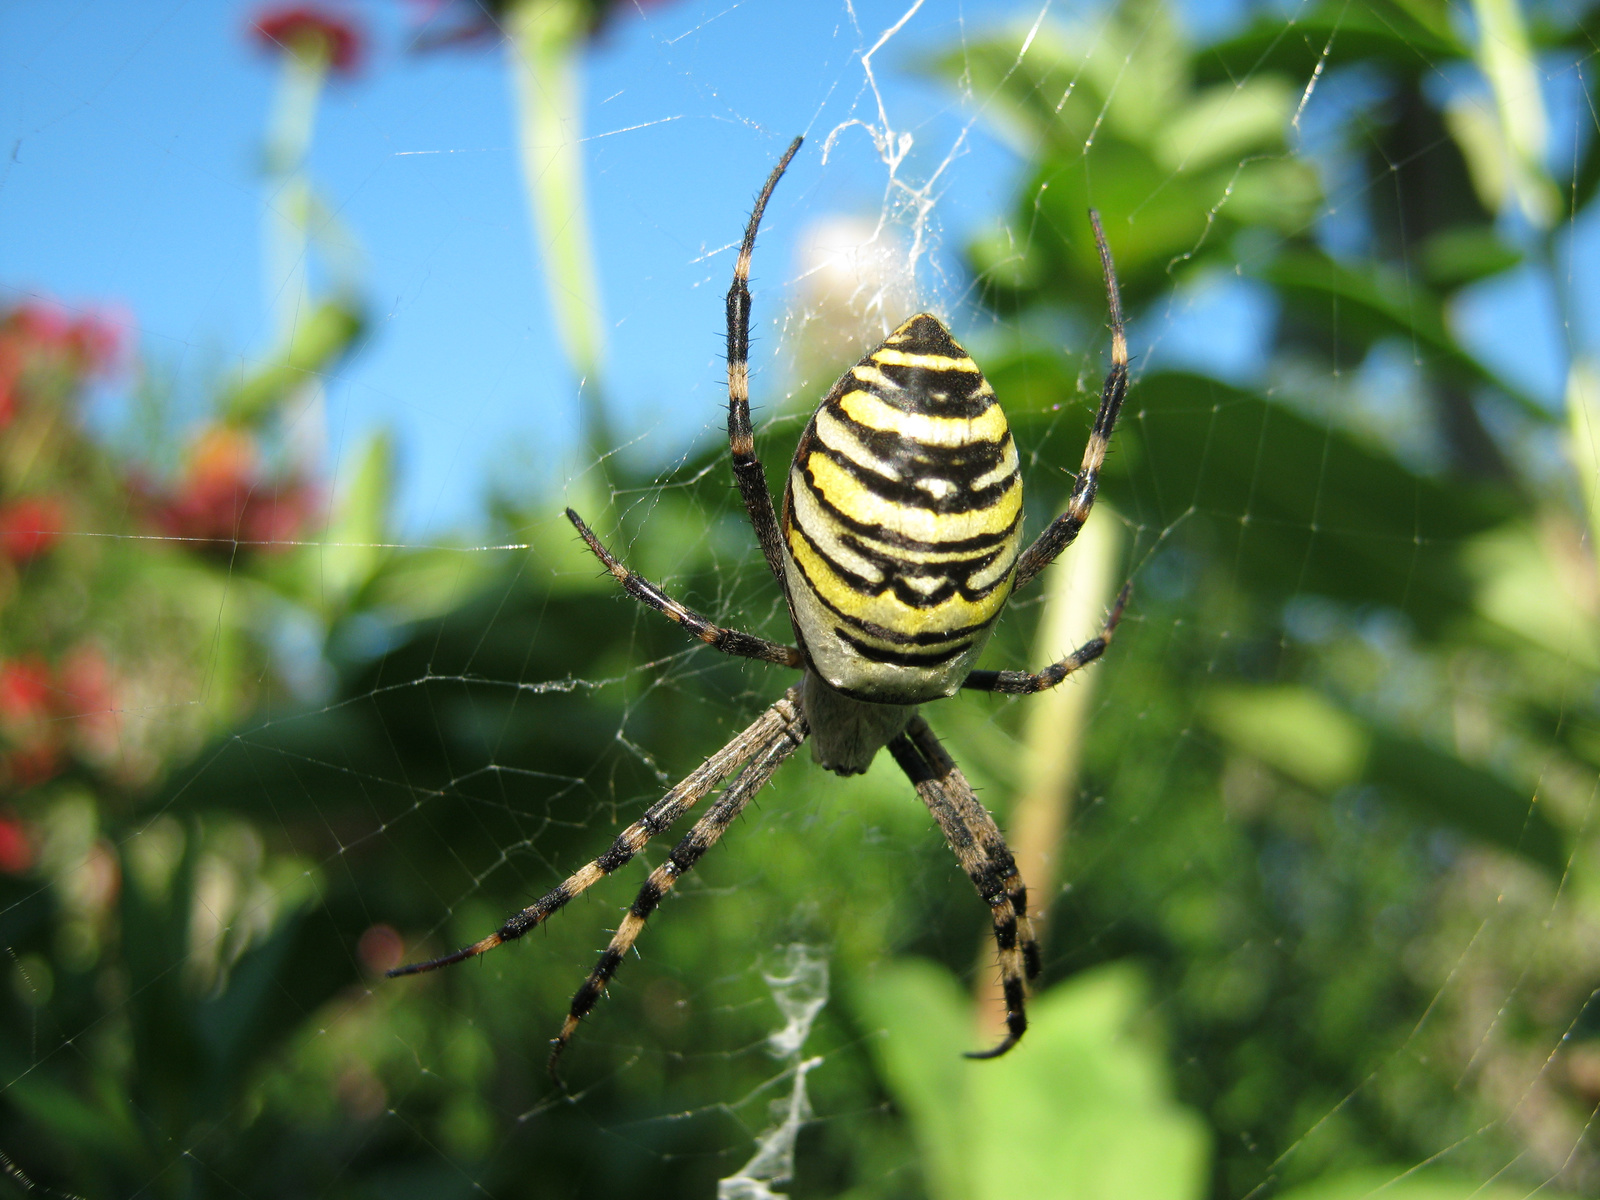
xmin=1568 ymin=361 xmax=1600 ymax=563
xmin=505 ymin=0 xmax=613 ymax=493
xmin=1469 ymin=0 xmax=1558 ymax=228
xmin=263 ymin=48 xmax=327 ymax=347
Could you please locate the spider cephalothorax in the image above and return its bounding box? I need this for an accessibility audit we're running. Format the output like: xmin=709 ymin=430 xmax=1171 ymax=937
xmin=391 ymin=135 xmax=1130 ymax=1078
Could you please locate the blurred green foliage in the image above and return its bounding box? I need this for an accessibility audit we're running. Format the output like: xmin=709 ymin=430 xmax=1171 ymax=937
xmin=6 ymin=0 xmax=1600 ymax=1197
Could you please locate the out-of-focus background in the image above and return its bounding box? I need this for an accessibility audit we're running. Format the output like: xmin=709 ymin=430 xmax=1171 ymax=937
xmin=3 ymin=1 xmax=1600 ymax=1197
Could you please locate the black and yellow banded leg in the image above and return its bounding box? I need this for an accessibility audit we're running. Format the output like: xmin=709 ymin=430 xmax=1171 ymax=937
xmin=888 ymin=725 xmax=1032 ymax=1059
xmin=389 ymin=689 xmax=806 ymax=979
xmin=548 ymin=695 xmax=809 ymax=1081
xmin=566 ymin=508 xmax=803 ymax=668
xmin=725 ymin=135 xmax=804 ymax=586
xmin=962 ymin=582 xmax=1131 ymax=697
xmin=901 ymin=716 xmax=1042 ymax=981
xmin=1012 ymin=210 xmax=1129 ymax=594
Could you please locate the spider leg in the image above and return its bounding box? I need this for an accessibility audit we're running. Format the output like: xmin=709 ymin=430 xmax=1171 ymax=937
xmin=1012 ymin=210 xmax=1129 ymax=594
xmin=726 ymin=135 xmax=804 ymax=586
xmin=567 ymin=508 xmax=803 ymax=668
xmin=888 ymin=721 xmax=1036 ymax=1059
xmin=901 ymin=716 xmax=1042 ymax=981
xmin=549 ymin=691 xmax=809 ymax=1080
xmin=388 ymin=687 xmax=805 ymax=978
xmin=962 ymin=582 xmax=1131 ymax=695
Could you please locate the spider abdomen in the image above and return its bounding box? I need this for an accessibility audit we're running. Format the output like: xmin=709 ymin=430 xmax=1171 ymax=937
xmin=781 ymin=314 xmax=1022 ymax=704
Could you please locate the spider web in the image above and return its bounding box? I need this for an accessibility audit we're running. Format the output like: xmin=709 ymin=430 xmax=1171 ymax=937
xmin=3 ymin=1 xmax=1600 ymax=1198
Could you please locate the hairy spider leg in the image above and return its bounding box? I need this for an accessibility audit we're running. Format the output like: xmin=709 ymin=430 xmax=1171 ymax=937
xmin=726 ymin=135 xmax=804 ymax=586
xmin=963 ymin=582 xmax=1132 ymax=695
xmin=564 ymin=508 xmax=803 ymax=667
xmin=901 ymin=716 xmax=1042 ymax=981
xmin=549 ymin=690 xmax=809 ymax=1080
xmin=1012 ymin=210 xmax=1129 ymax=593
xmin=887 ymin=720 xmax=1034 ymax=1059
xmin=387 ymin=690 xmax=805 ymax=977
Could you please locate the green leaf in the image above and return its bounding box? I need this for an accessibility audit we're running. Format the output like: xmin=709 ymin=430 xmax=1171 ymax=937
xmin=1203 ymin=686 xmax=1367 ymax=793
xmin=1419 ymin=227 xmax=1522 ymax=288
xmin=1001 ymin=369 xmax=1517 ymax=630
xmin=1203 ymin=685 xmax=1567 ymax=873
xmin=1277 ymin=1166 xmax=1583 ymax=1200
xmin=219 ymin=300 xmax=364 ymax=426
xmin=854 ymin=961 xmax=972 ymax=1200
xmin=316 ymin=429 xmax=394 ymax=608
xmin=1259 ymin=249 xmax=1547 ymax=420
xmin=1153 ymin=77 xmax=1296 ymax=172
xmin=920 ymin=4 xmax=1189 ymax=158
xmin=1464 ymin=522 xmax=1600 ymax=669
xmin=1197 ymin=2 xmax=1465 ymax=86
xmin=4 ymin=1075 xmax=148 ymax=1170
xmin=855 ymin=960 xmax=1210 ymax=1200
xmin=1366 ymin=731 xmax=1565 ymax=872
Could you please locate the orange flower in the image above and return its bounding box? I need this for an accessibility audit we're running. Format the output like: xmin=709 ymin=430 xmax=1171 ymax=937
xmin=144 ymin=426 xmax=318 ymax=555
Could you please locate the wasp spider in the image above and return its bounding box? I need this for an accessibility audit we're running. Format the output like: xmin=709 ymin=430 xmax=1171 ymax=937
xmin=391 ymin=135 xmax=1131 ymax=1077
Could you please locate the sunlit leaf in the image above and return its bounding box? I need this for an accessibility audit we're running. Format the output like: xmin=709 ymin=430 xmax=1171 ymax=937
xmin=218 ymin=301 xmax=364 ymax=426
xmin=1204 ymin=685 xmax=1568 ymax=873
xmin=856 ymin=960 xmax=1210 ymax=1200
xmin=1277 ymin=1167 xmax=1581 ymax=1200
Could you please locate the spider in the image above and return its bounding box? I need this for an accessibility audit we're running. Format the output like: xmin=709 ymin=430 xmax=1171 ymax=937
xmin=390 ymin=135 xmax=1131 ymax=1079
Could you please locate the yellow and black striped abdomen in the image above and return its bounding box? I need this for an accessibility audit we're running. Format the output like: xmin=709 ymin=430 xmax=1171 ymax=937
xmin=781 ymin=313 xmax=1022 ymax=702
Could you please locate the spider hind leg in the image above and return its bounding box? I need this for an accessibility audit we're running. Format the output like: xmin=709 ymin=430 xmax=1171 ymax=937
xmin=388 ymin=691 xmax=805 ymax=979
xmin=888 ymin=717 xmax=1038 ymax=1058
xmin=548 ymin=692 xmax=809 ymax=1081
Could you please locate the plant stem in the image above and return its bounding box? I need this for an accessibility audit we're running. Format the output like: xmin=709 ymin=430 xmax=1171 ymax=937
xmin=504 ymin=0 xmax=613 ymax=494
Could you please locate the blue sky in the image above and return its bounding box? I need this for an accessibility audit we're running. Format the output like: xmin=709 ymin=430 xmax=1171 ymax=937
xmin=0 ymin=0 xmax=1584 ymax=533
xmin=2 ymin=0 xmax=1066 ymax=532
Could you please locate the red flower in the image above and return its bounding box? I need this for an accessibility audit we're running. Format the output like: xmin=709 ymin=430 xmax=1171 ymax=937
xmin=0 ymin=658 xmax=54 ymax=725
xmin=7 ymin=303 xmax=122 ymax=374
xmin=0 ymin=358 xmax=17 ymax=430
xmin=0 ymin=810 xmax=31 ymax=874
xmin=0 ymin=497 xmax=64 ymax=564
xmin=64 ymin=313 xmax=122 ymax=372
xmin=0 ymin=302 xmax=124 ymax=429
xmin=0 ymin=651 xmax=126 ymax=790
xmin=0 ymin=657 xmax=61 ymax=790
xmin=252 ymin=5 xmax=365 ymax=75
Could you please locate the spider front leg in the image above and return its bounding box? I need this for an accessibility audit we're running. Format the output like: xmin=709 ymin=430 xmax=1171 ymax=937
xmin=566 ymin=508 xmax=802 ymax=668
xmin=725 ymin=135 xmax=804 ymax=585
xmin=963 ymin=582 xmax=1131 ymax=696
xmin=888 ymin=719 xmax=1038 ymax=1059
xmin=549 ymin=692 xmax=809 ymax=1081
xmin=1012 ymin=210 xmax=1130 ymax=594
